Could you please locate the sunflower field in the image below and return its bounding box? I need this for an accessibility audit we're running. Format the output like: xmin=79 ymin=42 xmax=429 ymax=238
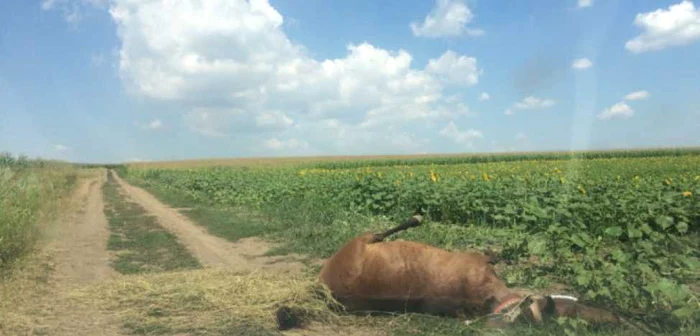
xmin=122 ymin=153 xmax=699 ymax=330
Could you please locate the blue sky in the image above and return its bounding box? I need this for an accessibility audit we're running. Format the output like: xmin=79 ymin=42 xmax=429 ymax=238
xmin=1 ymin=0 xmax=699 ymax=163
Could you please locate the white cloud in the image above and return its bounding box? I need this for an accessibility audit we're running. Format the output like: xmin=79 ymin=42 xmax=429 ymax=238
xmin=598 ymin=91 xmax=648 ymax=121
xmin=136 ymin=118 xmax=163 ymax=130
xmin=625 ymin=1 xmax=700 ymax=53
xmin=53 ymin=144 xmax=70 ymax=152
xmin=42 ymin=0 xmax=107 ymax=9
xmin=598 ymin=102 xmax=634 ymax=120
xmin=505 ymin=96 xmax=555 ymax=116
xmin=478 ymin=92 xmax=490 ymax=101
xmin=41 ymin=0 xmax=59 ymax=10
xmin=386 ymin=132 xmax=430 ymax=151
xmin=263 ymin=138 xmax=309 ymax=151
xmin=126 ymin=157 xmax=149 ymax=162
xmin=41 ymin=0 xmax=108 ymax=23
xmin=624 ymin=90 xmax=650 ymax=100
xmin=255 ymin=111 xmax=294 ymax=129
xmin=513 ymin=96 xmax=556 ymax=110
xmin=410 ymin=0 xmax=484 ymax=38
xmin=426 ymin=50 xmax=481 ymax=86
xmin=439 ymin=121 xmax=483 ymax=146
xmin=182 ymin=108 xmax=238 ymax=138
xmin=293 ymin=119 xmax=430 ymax=154
xmin=147 ymin=119 xmax=162 ymax=129
xmin=571 ymin=58 xmax=593 ymax=69
xmin=182 ymin=107 xmax=296 ymax=137
xmin=108 ymin=0 xmax=482 ymax=154
xmin=578 ymin=0 xmax=593 ymax=8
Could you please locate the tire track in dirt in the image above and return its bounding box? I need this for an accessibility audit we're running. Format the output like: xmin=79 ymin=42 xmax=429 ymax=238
xmin=50 ymin=170 xmax=118 ymax=287
xmin=110 ymin=170 xmax=305 ymax=274
xmin=23 ymin=169 xmax=124 ymax=336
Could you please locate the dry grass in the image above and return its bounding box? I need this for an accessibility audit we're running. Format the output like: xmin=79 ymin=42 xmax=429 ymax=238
xmin=71 ymin=268 xmax=383 ymax=335
xmin=2 ymin=258 xmax=384 ymax=335
xmin=0 ymin=248 xmax=124 ymax=336
xmin=0 ymin=250 xmax=54 ymax=334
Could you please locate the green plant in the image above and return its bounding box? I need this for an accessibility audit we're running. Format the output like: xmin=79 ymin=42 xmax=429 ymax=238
xmin=121 ymin=152 xmax=700 ymax=333
xmin=0 ymin=155 xmax=77 ymax=276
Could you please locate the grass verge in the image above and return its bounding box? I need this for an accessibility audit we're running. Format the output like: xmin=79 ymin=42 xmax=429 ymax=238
xmin=103 ymin=171 xmax=201 ymax=274
xmin=0 ymin=159 xmax=77 ymax=278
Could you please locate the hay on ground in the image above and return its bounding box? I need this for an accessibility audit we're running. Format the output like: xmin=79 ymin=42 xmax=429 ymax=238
xmin=72 ymin=268 xmax=357 ymax=334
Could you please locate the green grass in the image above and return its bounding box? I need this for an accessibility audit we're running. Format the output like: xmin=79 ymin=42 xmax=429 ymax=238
xmin=120 ymin=176 xmax=586 ymax=299
xmin=126 ymin=176 xmax=518 ymax=259
xmin=130 ymin=179 xmax=276 ymax=242
xmin=119 ymin=153 xmax=699 ymax=335
xmin=0 ymin=153 xmax=77 ymax=277
xmin=102 ymin=171 xmax=201 ymax=274
xmin=123 ymin=176 xmax=696 ymax=335
xmin=383 ymin=314 xmax=695 ymax=336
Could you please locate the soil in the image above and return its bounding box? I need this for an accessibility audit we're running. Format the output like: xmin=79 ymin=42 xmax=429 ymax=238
xmin=49 ymin=171 xmax=118 ymax=288
xmin=1 ymin=170 xmax=124 ymax=336
xmin=3 ymin=169 xmax=346 ymax=335
xmin=110 ymin=170 xmax=307 ymax=274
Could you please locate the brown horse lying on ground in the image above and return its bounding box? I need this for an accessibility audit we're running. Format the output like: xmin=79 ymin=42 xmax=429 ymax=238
xmin=277 ymin=214 xmax=639 ymax=331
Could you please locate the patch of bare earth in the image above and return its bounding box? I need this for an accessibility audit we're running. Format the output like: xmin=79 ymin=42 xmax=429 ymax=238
xmin=111 ymin=170 xmax=306 ymax=275
xmin=1 ymin=169 xmax=124 ymax=336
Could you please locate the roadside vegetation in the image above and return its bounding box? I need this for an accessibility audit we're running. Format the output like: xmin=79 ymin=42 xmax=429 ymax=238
xmin=0 ymin=153 xmax=77 ymax=277
xmin=102 ymin=171 xmax=201 ymax=274
xmin=120 ymin=149 xmax=699 ymax=335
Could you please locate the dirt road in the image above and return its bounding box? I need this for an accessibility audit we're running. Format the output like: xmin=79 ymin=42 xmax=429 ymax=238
xmin=3 ymin=169 xmax=325 ymax=335
xmin=110 ymin=170 xmax=306 ymax=274
xmin=41 ymin=170 xmax=123 ymax=336
xmin=50 ymin=170 xmax=117 ymax=288
xmin=0 ymin=170 xmax=124 ymax=336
